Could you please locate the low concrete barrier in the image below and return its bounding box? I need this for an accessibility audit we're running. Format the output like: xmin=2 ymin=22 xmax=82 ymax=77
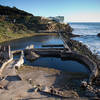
xmin=12 ymin=50 xmax=22 ymax=54
xmin=12 ymin=47 xmax=98 ymax=84
xmin=14 ymin=51 xmax=24 ymax=69
xmin=0 ymin=55 xmax=13 ymax=76
xmin=61 ymin=52 xmax=98 ymax=84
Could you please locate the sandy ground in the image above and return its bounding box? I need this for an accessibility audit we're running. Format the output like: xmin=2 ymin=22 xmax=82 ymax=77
xmin=0 ymin=61 xmax=89 ymax=100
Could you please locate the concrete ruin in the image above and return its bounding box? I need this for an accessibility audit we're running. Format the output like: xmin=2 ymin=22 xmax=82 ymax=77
xmin=14 ymin=50 xmax=24 ymax=69
xmin=0 ymin=45 xmax=12 ymax=64
xmin=0 ymin=45 xmax=13 ymax=78
xmin=14 ymin=51 xmax=24 ymax=69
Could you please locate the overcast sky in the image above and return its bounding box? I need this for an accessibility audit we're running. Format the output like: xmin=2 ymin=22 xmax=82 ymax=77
xmin=0 ymin=0 xmax=100 ymax=22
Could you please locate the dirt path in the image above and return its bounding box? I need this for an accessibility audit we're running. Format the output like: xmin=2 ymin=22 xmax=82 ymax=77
xmin=0 ymin=61 xmax=89 ymax=100
xmin=0 ymin=61 xmax=33 ymax=100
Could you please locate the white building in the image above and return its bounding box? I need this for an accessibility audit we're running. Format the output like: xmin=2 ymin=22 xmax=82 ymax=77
xmin=48 ymin=16 xmax=64 ymax=23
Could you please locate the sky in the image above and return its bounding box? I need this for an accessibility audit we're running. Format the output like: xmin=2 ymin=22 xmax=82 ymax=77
xmin=0 ymin=0 xmax=100 ymax=22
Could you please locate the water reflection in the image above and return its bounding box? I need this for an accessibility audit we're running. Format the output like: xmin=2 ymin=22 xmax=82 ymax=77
xmin=1 ymin=35 xmax=90 ymax=76
xmin=25 ymin=57 xmax=90 ymax=74
xmin=0 ymin=35 xmax=63 ymax=50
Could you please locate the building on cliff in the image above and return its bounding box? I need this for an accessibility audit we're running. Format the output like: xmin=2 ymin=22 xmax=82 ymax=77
xmin=48 ymin=16 xmax=64 ymax=23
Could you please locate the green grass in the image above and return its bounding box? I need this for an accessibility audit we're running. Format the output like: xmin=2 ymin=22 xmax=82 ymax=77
xmin=0 ymin=32 xmax=57 ymax=43
xmin=0 ymin=21 xmax=56 ymax=43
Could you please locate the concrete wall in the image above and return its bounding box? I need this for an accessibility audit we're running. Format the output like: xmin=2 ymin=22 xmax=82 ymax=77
xmin=14 ymin=50 xmax=24 ymax=69
xmin=62 ymin=52 xmax=98 ymax=84
xmin=0 ymin=55 xmax=13 ymax=76
xmin=0 ymin=45 xmax=13 ymax=77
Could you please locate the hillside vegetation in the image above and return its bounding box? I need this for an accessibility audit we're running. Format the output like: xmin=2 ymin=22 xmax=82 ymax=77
xmin=0 ymin=5 xmax=73 ymax=42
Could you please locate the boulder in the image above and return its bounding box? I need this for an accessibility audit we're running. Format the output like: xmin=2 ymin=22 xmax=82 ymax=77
xmin=85 ymin=90 xmax=96 ymax=97
xmin=80 ymin=81 xmax=87 ymax=89
xmin=96 ymin=89 xmax=100 ymax=97
xmin=97 ymin=33 xmax=100 ymax=37
xmin=94 ymin=77 xmax=100 ymax=86
xmin=41 ymin=86 xmax=50 ymax=92
xmin=26 ymin=51 xmax=40 ymax=61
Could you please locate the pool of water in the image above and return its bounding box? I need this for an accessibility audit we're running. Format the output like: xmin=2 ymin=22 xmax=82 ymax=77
xmin=25 ymin=57 xmax=90 ymax=74
xmin=0 ymin=35 xmax=90 ymax=76
xmin=0 ymin=35 xmax=63 ymax=50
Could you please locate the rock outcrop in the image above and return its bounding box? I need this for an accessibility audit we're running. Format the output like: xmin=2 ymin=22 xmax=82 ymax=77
xmin=97 ymin=33 xmax=100 ymax=37
xmin=25 ymin=51 xmax=40 ymax=61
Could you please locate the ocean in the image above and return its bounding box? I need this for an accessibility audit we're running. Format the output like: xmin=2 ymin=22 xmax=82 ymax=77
xmin=69 ymin=22 xmax=100 ymax=56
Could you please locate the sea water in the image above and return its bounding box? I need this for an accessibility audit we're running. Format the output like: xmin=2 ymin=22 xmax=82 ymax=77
xmin=70 ymin=22 xmax=100 ymax=55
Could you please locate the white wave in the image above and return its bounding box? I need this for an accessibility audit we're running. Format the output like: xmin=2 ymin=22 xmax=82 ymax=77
xmin=70 ymin=23 xmax=100 ymax=35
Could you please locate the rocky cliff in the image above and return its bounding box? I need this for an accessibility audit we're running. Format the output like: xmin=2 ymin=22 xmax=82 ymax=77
xmin=0 ymin=5 xmax=73 ymax=38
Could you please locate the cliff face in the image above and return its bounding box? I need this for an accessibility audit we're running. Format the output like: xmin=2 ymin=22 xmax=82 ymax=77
xmin=37 ymin=17 xmax=73 ymax=33
xmin=0 ymin=5 xmax=33 ymax=16
xmin=0 ymin=5 xmax=73 ymax=38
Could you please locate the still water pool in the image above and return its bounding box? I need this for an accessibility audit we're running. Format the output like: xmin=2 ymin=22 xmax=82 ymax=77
xmin=0 ymin=35 xmax=90 ymax=76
